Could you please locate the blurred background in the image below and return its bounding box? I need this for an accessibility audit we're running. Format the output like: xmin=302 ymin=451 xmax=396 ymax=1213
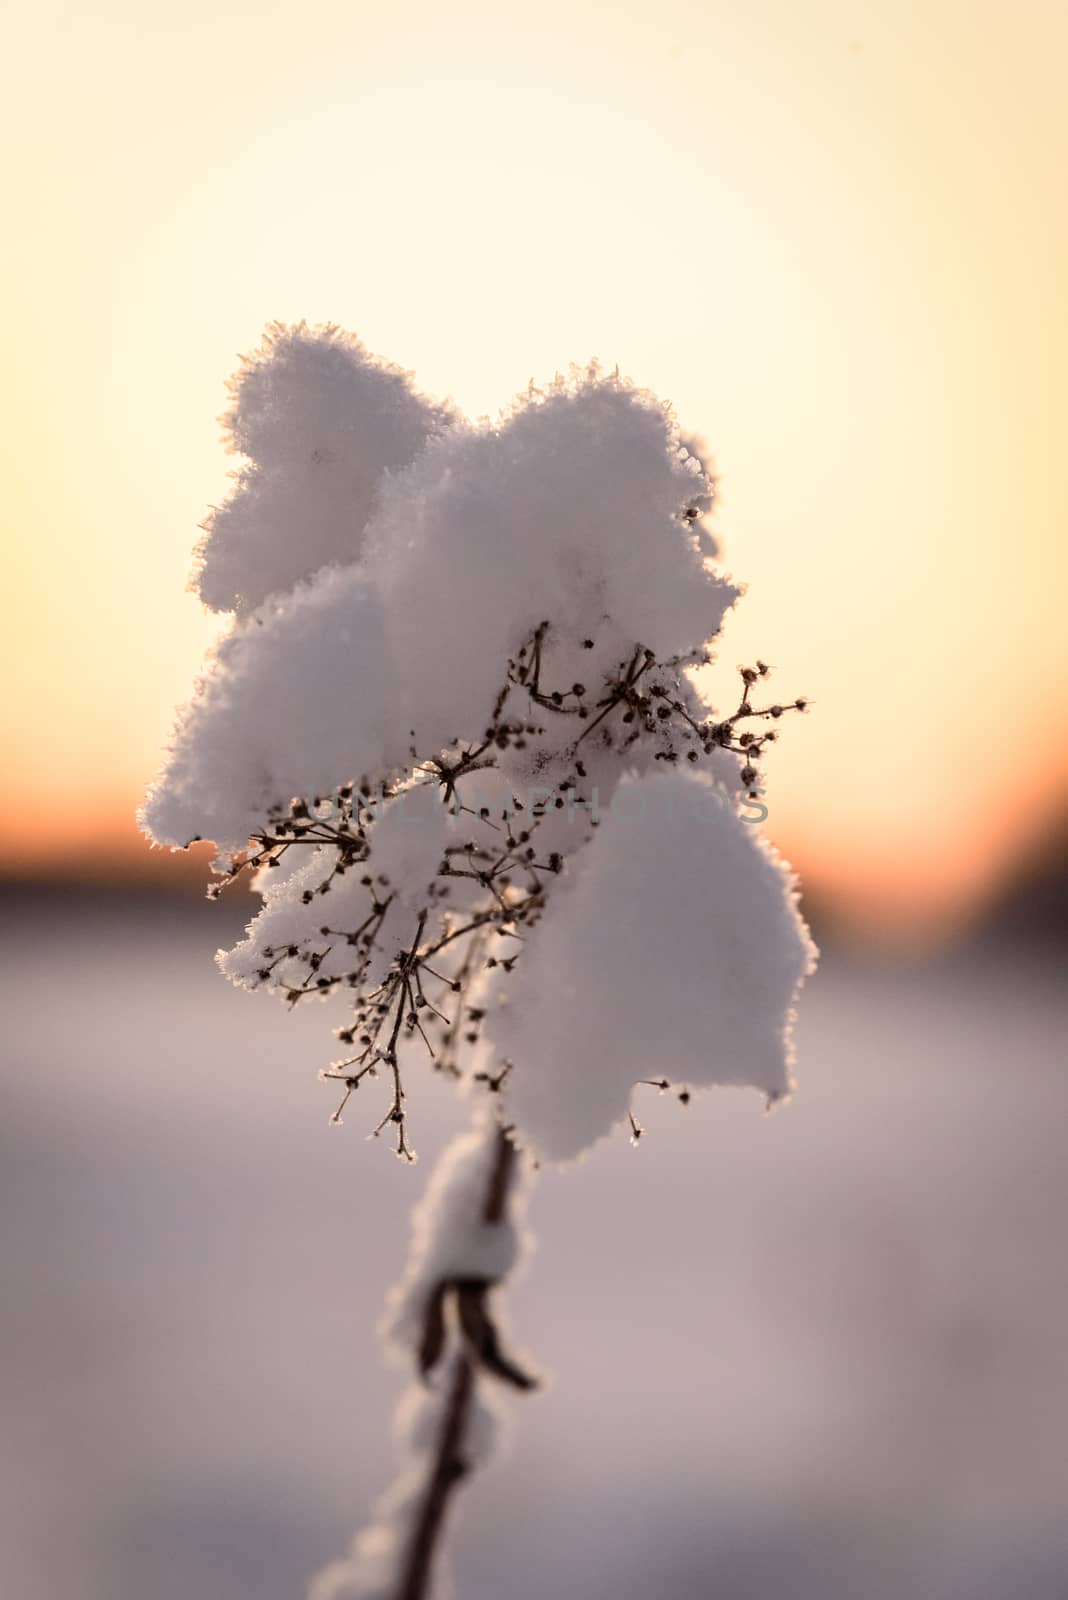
xmin=2 ymin=1 xmax=1066 ymax=1597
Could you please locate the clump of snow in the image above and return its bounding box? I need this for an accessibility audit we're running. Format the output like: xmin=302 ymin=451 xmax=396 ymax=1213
xmin=368 ymin=368 xmax=736 ymax=757
xmin=146 ymin=353 xmax=738 ymax=861
xmin=194 ymin=322 xmax=453 ymax=615
xmin=385 ymin=1115 xmax=530 ymax=1358
xmin=140 ymin=566 xmax=403 ymax=856
xmin=489 ymin=769 xmax=817 ymax=1162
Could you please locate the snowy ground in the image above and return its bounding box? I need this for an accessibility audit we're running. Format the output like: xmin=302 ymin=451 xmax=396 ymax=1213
xmin=2 ymin=889 xmax=1066 ymax=1600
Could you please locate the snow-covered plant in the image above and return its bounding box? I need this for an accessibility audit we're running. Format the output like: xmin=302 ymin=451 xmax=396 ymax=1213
xmin=142 ymin=323 xmax=816 ymax=1599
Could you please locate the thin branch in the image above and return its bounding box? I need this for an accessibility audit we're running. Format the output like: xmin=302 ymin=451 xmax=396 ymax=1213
xmin=395 ymin=1123 xmax=528 ymax=1600
xmin=204 ymin=626 xmax=803 ymax=1141
xmin=395 ymin=1354 xmax=476 ymax=1600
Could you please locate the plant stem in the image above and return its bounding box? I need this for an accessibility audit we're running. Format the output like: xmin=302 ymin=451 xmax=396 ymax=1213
xmin=395 ymin=1123 xmax=518 ymax=1600
xmin=396 ymin=1352 xmax=476 ymax=1600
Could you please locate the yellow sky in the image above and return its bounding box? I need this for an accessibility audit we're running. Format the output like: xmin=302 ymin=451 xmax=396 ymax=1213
xmin=2 ymin=0 xmax=1066 ymax=937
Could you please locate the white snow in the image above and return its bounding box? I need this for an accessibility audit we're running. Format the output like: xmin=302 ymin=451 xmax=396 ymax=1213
xmin=385 ymin=1114 xmax=530 ymax=1357
xmin=145 ymin=357 xmax=737 ymax=859
xmin=140 ymin=565 xmax=403 ymax=856
xmin=490 ymin=770 xmax=817 ymax=1162
xmin=366 ymin=368 xmax=737 ymax=758
xmin=194 ymin=322 xmax=453 ymax=615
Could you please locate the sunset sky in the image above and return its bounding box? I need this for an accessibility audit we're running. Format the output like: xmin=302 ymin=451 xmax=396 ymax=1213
xmin=3 ymin=0 xmax=1066 ymax=939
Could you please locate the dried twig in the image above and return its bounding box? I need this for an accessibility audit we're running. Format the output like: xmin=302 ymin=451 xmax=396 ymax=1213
xmin=397 ymin=1122 xmax=531 ymax=1600
xmin=208 ymin=626 xmax=804 ymax=1151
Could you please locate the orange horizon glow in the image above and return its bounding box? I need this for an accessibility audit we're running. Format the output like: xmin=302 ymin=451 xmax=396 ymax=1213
xmin=4 ymin=0 xmax=1067 ymax=943
xmin=7 ymin=758 xmax=1062 ymax=942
